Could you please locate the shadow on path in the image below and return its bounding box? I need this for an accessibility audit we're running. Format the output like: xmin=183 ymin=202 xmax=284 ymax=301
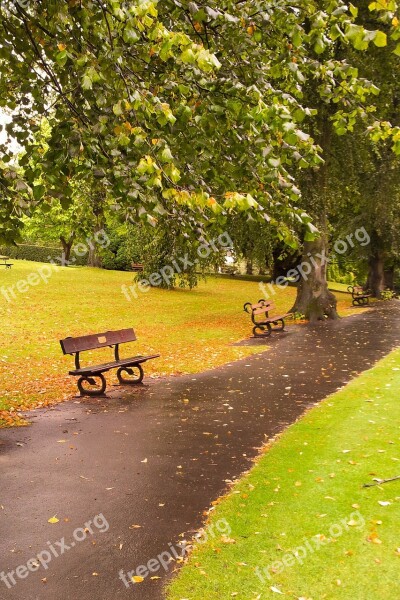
xmin=1 ymin=301 xmax=400 ymax=600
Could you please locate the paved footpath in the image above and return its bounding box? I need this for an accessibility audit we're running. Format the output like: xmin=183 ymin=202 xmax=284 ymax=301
xmin=1 ymin=301 xmax=400 ymax=600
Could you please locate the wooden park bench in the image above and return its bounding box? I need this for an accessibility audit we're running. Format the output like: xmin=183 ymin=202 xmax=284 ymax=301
xmin=244 ymin=299 xmax=291 ymax=337
xmin=0 ymin=255 xmax=13 ymax=269
xmin=219 ymin=265 xmax=237 ymax=276
xmin=60 ymin=328 xmax=159 ymax=396
xmin=347 ymin=285 xmax=372 ymax=306
xmin=131 ymin=263 xmax=144 ymax=272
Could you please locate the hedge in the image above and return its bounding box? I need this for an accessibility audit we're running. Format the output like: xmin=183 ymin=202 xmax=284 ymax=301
xmin=0 ymin=245 xmax=88 ymax=266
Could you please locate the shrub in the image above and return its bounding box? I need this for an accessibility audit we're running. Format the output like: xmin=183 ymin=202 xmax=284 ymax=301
xmin=0 ymin=245 xmax=88 ymax=266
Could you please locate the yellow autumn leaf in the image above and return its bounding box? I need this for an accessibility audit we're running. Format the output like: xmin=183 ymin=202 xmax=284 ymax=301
xmin=48 ymin=516 xmax=59 ymax=524
xmin=132 ymin=576 xmax=144 ymax=583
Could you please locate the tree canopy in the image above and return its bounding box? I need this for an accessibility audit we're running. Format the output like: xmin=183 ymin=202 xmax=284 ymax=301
xmin=1 ymin=0 xmax=399 ymax=247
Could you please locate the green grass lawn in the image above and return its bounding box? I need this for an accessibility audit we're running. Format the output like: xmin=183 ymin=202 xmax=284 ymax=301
xmin=167 ymin=348 xmax=400 ymax=600
xmin=0 ymin=260 xmax=357 ymax=425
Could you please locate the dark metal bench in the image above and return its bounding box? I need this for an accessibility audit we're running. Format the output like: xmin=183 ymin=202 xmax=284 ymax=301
xmin=60 ymin=328 xmax=159 ymax=396
xmin=244 ymin=299 xmax=291 ymax=337
xmin=347 ymin=285 xmax=372 ymax=306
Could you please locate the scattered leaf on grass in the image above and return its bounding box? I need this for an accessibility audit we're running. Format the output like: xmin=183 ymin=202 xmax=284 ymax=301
xmin=270 ymin=586 xmax=283 ymax=594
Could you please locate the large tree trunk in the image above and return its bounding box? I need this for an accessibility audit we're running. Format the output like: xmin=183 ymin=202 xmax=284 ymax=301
xmin=290 ymin=103 xmax=339 ymax=321
xmin=291 ymin=235 xmax=339 ymax=322
xmin=87 ymin=189 xmax=106 ymax=268
xmin=384 ymin=266 xmax=394 ymax=290
xmin=366 ymin=251 xmax=385 ymax=297
xmin=60 ymin=234 xmax=75 ymax=265
xmin=246 ymin=259 xmax=253 ymax=275
xmin=87 ymin=226 xmax=103 ymax=268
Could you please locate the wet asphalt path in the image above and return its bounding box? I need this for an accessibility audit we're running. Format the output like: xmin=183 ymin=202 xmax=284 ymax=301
xmin=1 ymin=301 xmax=400 ymax=600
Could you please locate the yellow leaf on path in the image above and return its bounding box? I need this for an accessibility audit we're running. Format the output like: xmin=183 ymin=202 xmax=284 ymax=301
xmin=132 ymin=576 xmax=144 ymax=583
xmin=129 ymin=524 xmax=142 ymax=529
xmin=150 ymin=576 xmax=161 ymax=580
xmin=48 ymin=516 xmax=59 ymax=524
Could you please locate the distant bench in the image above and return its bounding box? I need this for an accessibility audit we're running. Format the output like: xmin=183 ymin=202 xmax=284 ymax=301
xmin=60 ymin=328 xmax=159 ymax=396
xmin=131 ymin=263 xmax=144 ymax=272
xmin=347 ymin=285 xmax=372 ymax=306
xmin=0 ymin=255 xmax=13 ymax=269
xmin=244 ymin=299 xmax=291 ymax=337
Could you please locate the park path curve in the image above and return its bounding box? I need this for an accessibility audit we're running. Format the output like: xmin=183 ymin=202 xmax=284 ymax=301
xmin=1 ymin=301 xmax=400 ymax=600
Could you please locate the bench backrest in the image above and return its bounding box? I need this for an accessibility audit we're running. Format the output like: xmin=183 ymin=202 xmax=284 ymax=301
xmin=60 ymin=328 xmax=137 ymax=355
xmin=253 ymin=301 xmax=275 ymax=315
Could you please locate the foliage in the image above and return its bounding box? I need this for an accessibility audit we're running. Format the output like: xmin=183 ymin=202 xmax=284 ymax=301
xmin=0 ymin=243 xmax=87 ymax=265
xmin=1 ymin=0 xmax=398 ymax=247
xmin=100 ymin=221 xmax=148 ymax=270
xmin=380 ymin=288 xmax=397 ymax=300
xmin=327 ymin=260 xmax=358 ymax=285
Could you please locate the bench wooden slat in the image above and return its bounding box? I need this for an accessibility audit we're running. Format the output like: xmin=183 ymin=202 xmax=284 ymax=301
xmin=60 ymin=328 xmax=137 ymax=354
xmin=69 ymin=354 xmax=160 ymax=375
xmin=263 ymin=313 xmax=291 ymax=322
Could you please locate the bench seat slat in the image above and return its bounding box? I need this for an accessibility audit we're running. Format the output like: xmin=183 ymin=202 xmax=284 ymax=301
xmin=263 ymin=313 xmax=290 ymax=322
xmin=69 ymin=354 xmax=160 ymax=376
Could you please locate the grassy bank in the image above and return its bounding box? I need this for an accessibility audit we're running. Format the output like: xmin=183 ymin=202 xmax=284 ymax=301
xmin=167 ymin=348 xmax=400 ymax=600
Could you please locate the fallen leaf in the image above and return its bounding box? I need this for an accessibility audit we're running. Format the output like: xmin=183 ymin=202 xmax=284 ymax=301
xmin=48 ymin=516 xmax=59 ymax=524
xmin=221 ymin=535 xmax=236 ymax=544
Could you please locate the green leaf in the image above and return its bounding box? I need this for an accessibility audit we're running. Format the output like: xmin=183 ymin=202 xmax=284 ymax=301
xmin=181 ymin=48 xmax=196 ymax=64
xmin=373 ymin=30 xmax=387 ymax=47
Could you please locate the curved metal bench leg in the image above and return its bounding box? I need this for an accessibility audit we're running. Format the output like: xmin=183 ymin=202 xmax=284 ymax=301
xmin=77 ymin=374 xmax=107 ymax=396
xmin=271 ymin=319 xmax=285 ymax=332
xmin=253 ymin=323 xmax=272 ymax=337
xmin=117 ymin=365 xmax=144 ymax=385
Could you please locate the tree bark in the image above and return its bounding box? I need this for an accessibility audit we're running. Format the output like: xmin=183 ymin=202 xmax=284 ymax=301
xmin=384 ymin=266 xmax=394 ymax=290
xmin=290 ymin=235 xmax=339 ymax=321
xmin=87 ymin=226 xmax=103 ymax=268
xmin=366 ymin=251 xmax=385 ymax=297
xmin=290 ymin=103 xmax=339 ymax=321
xmin=246 ymin=259 xmax=253 ymax=275
xmin=60 ymin=234 xmax=75 ymax=265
